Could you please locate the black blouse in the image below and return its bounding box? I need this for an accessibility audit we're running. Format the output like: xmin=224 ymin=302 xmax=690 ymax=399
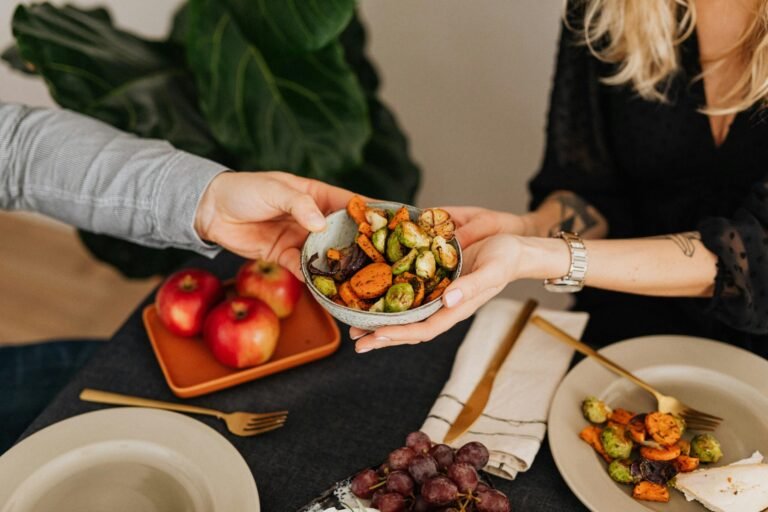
xmin=529 ymin=21 xmax=768 ymax=358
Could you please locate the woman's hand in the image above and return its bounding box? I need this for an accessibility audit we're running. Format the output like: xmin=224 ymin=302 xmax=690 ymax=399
xmin=351 ymin=234 xmax=526 ymax=353
xmin=445 ymin=207 xmax=534 ymax=248
xmin=194 ymin=171 xmax=354 ymax=279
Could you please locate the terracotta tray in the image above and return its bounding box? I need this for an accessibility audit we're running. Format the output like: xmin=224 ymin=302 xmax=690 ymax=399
xmin=143 ymin=286 xmax=341 ymax=398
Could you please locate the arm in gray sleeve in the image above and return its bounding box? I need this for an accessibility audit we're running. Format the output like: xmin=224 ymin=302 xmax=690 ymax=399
xmin=0 ymin=102 xmax=225 ymax=257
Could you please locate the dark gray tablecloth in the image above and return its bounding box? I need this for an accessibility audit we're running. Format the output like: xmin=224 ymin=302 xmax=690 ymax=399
xmin=19 ymin=252 xmax=587 ymax=511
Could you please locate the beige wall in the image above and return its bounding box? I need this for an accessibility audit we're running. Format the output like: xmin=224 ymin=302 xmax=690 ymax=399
xmin=0 ymin=0 xmax=568 ymax=309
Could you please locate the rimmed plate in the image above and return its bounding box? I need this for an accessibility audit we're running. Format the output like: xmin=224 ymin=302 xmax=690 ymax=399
xmin=0 ymin=408 xmax=259 ymax=512
xmin=549 ymin=335 xmax=768 ymax=512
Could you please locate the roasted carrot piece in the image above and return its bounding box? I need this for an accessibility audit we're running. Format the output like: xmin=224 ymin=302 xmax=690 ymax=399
xmin=579 ymin=425 xmax=612 ymax=463
xmin=677 ymin=439 xmax=691 ymax=456
xmin=350 ymin=263 xmax=393 ymax=299
xmin=331 ymin=295 xmax=346 ymax=306
xmin=356 ymin=234 xmax=385 ymax=263
xmin=609 ymin=408 xmax=635 ymax=426
xmin=394 ymin=272 xmax=417 ymax=284
xmin=674 ymin=455 xmax=700 ymax=473
xmin=358 ymin=221 xmax=374 ymax=238
xmin=425 ymin=277 xmax=451 ymax=302
xmin=338 ymin=281 xmax=369 ymax=310
xmin=411 ymin=277 xmax=426 ymax=308
xmin=627 ymin=414 xmax=646 ymax=443
xmin=326 ymin=248 xmax=342 ymax=261
xmin=347 ymin=195 xmax=367 ymax=225
xmin=645 ymin=412 xmax=682 ymax=446
xmin=639 ymin=444 xmax=681 ymax=461
xmin=387 ymin=206 xmax=410 ymax=230
xmin=632 ymin=481 xmax=669 ymax=503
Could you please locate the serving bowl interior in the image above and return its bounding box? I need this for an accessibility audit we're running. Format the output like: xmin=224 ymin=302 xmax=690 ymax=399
xmin=301 ymin=201 xmax=462 ymax=331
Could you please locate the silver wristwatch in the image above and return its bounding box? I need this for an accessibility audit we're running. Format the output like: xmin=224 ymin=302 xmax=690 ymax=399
xmin=543 ymin=231 xmax=588 ymax=293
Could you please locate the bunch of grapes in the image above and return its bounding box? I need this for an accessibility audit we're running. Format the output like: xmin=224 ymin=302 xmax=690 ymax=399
xmin=350 ymin=431 xmax=510 ymax=512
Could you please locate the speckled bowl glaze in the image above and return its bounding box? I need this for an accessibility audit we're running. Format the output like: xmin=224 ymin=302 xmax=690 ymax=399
xmin=301 ymin=201 xmax=463 ymax=331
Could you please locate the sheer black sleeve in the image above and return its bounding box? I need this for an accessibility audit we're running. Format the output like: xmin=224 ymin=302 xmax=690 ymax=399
xmin=699 ymin=181 xmax=768 ymax=333
xmin=528 ymin=21 xmax=631 ymax=236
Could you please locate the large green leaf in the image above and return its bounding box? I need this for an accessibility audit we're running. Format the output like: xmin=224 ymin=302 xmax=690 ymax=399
xmin=222 ymin=0 xmax=355 ymax=54
xmin=12 ymin=3 xmax=219 ymax=159
xmin=187 ymin=0 xmax=369 ymax=179
xmin=335 ymin=14 xmax=420 ymax=203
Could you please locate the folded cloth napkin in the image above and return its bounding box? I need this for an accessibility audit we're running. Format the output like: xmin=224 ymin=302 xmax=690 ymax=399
xmin=420 ymin=298 xmax=589 ymax=480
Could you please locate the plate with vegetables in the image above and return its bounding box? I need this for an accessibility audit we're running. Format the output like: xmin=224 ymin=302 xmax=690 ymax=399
xmin=301 ymin=197 xmax=462 ymax=330
xmin=548 ymin=335 xmax=768 ymax=512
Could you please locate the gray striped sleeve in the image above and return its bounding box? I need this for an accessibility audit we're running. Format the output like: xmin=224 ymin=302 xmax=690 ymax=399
xmin=0 ymin=102 xmax=224 ymax=257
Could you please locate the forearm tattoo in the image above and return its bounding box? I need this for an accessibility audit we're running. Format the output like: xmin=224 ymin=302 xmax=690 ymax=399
xmin=662 ymin=231 xmax=701 ymax=257
xmin=548 ymin=193 xmax=599 ymax=236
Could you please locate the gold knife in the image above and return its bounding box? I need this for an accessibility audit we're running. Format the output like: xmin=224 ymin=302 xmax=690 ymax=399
xmin=443 ymin=298 xmax=538 ymax=444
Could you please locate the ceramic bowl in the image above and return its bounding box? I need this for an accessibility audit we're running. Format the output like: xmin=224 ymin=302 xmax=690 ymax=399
xmin=301 ymin=201 xmax=462 ymax=331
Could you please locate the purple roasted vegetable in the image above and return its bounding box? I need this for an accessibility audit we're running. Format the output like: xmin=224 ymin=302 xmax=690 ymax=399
xmin=307 ymin=244 xmax=370 ymax=283
xmin=630 ymin=458 xmax=678 ymax=485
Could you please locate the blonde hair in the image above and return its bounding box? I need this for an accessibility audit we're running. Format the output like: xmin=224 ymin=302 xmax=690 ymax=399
xmin=574 ymin=0 xmax=768 ymax=114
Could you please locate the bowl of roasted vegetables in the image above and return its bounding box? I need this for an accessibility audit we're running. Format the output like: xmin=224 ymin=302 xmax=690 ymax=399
xmin=301 ymin=196 xmax=462 ymax=330
xmin=579 ymin=396 xmax=723 ymax=505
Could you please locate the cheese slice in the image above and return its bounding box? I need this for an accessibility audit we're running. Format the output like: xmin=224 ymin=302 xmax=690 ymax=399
xmin=674 ymin=452 xmax=768 ymax=512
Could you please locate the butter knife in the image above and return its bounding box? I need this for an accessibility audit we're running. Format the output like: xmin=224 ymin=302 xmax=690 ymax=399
xmin=442 ymin=298 xmax=538 ymax=444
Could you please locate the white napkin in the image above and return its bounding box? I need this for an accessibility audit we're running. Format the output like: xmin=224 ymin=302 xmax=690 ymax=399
xmin=420 ymin=298 xmax=589 ymax=480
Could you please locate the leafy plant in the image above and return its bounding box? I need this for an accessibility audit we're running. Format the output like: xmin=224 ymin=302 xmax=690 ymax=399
xmin=3 ymin=1 xmax=420 ymax=277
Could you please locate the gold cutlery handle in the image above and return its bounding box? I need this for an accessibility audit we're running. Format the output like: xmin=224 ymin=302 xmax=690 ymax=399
xmin=530 ymin=316 xmax=661 ymax=398
xmin=80 ymin=388 xmax=224 ymax=418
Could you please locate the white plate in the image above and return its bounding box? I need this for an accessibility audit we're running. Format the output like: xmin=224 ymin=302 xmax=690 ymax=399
xmin=0 ymin=408 xmax=259 ymax=512
xmin=549 ymin=335 xmax=768 ymax=512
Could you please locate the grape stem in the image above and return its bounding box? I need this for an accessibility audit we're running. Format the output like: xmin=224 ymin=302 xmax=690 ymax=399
xmin=368 ymin=479 xmax=387 ymax=491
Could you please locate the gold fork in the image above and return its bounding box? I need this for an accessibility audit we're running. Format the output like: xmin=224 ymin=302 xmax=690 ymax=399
xmin=80 ymin=388 xmax=288 ymax=437
xmin=530 ymin=316 xmax=722 ymax=431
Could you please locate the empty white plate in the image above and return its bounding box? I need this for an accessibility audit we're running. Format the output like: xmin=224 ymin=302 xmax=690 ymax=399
xmin=0 ymin=407 xmax=259 ymax=512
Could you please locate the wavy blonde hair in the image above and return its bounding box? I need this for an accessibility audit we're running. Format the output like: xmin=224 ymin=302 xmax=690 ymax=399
xmin=574 ymin=0 xmax=768 ymax=114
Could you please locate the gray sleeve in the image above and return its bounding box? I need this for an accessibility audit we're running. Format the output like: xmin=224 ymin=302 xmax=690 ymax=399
xmin=0 ymin=102 xmax=225 ymax=257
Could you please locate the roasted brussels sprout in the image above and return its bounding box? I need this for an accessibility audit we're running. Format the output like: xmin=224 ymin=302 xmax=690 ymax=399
xmin=386 ymin=225 xmax=405 ymax=263
xmin=368 ymin=297 xmax=385 ymax=313
xmin=365 ymin=208 xmax=388 ymax=232
xmin=690 ymin=433 xmax=723 ymax=463
xmin=431 ymin=236 xmax=458 ymax=270
xmin=415 ymin=250 xmax=437 ymax=280
xmin=582 ymin=397 xmax=613 ymax=424
xmin=384 ymin=283 xmax=415 ymax=312
xmin=392 ymin=248 xmax=418 ymax=275
xmin=608 ymin=460 xmax=638 ymax=484
xmin=398 ymin=221 xmax=431 ymax=249
xmin=418 ymin=208 xmax=456 ymax=241
xmin=601 ymin=424 xmax=633 ymax=459
xmin=425 ymin=268 xmax=448 ymax=293
xmin=372 ymin=227 xmax=387 ymax=254
xmin=312 ymin=276 xmax=337 ymax=297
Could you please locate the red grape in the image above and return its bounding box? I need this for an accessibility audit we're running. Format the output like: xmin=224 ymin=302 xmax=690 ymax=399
xmin=447 ymin=462 xmax=479 ymax=492
xmin=421 ymin=475 xmax=459 ymax=506
xmin=377 ymin=492 xmax=407 ymax=512
xmin=456 ymin=441 xmax=490 ymax=470
xmin=408 ymin=453 xmax=439 ymax=484
xmin=476 ymin=488 xmax=511 ymax=512
xmin=350 ymin=468 xmax=379 ymax=499
xmin=476 ymin=481 xmax=490 ymax=493
xmin=429 ymin=443 xmax=455 ymax=471
xmin=370 ymin=488 xmax=386 ymax=508
xmin=411 ymin=496 xmax=431 ymax=512
xmin=388 ymin=446 xmax=417 ymax=471
xmin=378 ymin=461 xmax=391 ymax=477
xmin=405 ymin=431 xmax=432 ymax=453
xmin=386 ymin=470 xmax=415 ymax=496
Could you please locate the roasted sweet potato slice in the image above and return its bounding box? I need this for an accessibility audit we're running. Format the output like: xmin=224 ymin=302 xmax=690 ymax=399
xmin=579 ymin=425 xmax=612 ymax=463
xmin=677 ymin=439 xmax=691 ymax=456
xmin=673 ymin=455 xmax=700 ymax=473
xmin=640 ymin=444 xmax=681 ymax=461
xmin=425 ymin=277 xmax=451 ymax=302
xmin=645 ymin=412 xmax=682 ymax=446
xmin=627 ymin=414 xmax=647 ymax=443
xmin=350 ymin=263 xmax=393 ymax=299
xmin=387 ymin=207 xmax=410 ymax=230
xmin=339 ymin=281 xmax=369 ymax=310
xmin=610 ymin=408 xmax=635 ymax=425
xmin=412 ymin=277 xmax=426 ymax=308
xmin=632 ymin=481 xmax=669 ymax=503
xmin=347 ymin=195 xmax=368 ymax=225
xmin=356 ymin=234 xmax=385 ymax=263
xmin=358 ymin=221 xmax=374 ymax=238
